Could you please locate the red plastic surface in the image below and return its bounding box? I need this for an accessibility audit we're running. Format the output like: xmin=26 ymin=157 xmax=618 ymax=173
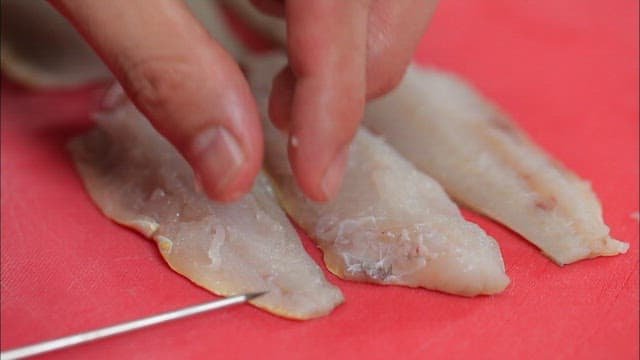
xmin=2 ymin=1 xmax=638 ymax=359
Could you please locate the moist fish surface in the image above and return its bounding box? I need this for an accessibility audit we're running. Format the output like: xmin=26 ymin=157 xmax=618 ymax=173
xmin=364 ymin=66 xmax=628 ymax=265
xmin=247 ymin=54 xmax=510 ymax=296
xmin=68 ymin=91 xmax=343 ymax=319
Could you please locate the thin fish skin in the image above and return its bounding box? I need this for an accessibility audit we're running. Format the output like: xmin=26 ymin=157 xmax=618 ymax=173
xmin=248 ymin=54 xmax=510 ymax=296
xmin=68 ymin=95 xmax=343 ymax=319
xmin=364 ymin=67 xmax=628 ymax=265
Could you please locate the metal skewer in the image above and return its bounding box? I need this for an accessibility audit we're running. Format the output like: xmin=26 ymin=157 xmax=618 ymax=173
xmin=0 ymin=292 xmax=265 ymax=360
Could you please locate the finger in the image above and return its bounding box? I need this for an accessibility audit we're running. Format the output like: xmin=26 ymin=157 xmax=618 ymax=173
xmin=274 ymin=0 xmax=370 ymax=202
xmin=49 ymin=0 xmax=262 ymax=202
xmin=268 ymin=66 xmax=295 ymax=130
xmin=366 ymin=0 xmax=439 ymax=98
xmin=249 ymin=0 xmax=285 ymax=18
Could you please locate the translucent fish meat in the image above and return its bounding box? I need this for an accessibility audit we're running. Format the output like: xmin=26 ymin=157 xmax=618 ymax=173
xmin=364 ymin=66 xmax=629 ymax=265
xmin=247 ymin=54 xmax=510 ymax=296
xmin=68 ymin=90 xmax=343 ymax=319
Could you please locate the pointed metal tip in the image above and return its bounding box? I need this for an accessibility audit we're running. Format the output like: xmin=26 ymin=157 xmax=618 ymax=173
xmin=244 ymin=291 xmax=267 ymax=301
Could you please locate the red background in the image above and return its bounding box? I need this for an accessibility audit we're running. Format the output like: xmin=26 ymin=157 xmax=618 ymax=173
xmin=2 ymin=1 xmax=638 ymax=359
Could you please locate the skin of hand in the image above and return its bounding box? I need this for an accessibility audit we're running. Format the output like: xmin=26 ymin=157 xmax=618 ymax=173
xmin=49 ymin=0 xmax=439 ymax=202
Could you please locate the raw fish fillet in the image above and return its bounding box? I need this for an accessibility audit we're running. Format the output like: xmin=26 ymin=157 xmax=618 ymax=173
xmin=364 ymin=67 xmax=628 ymax=265
xmin=247 ymin=55 xmax=510 ymax=296
xmin=68 ymin=91 xmax=343 ymax=319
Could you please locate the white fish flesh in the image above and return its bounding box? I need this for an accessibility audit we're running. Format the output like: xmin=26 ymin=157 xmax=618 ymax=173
xmin=247 ymin=54 xmax=510 ymax=296
xmin=68 ymin=90 xmax=343 ymax=319
xmin=364 ymin=67 xmax=629 ymax=265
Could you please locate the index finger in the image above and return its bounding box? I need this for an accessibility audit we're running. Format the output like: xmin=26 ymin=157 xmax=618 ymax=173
xmin=50 ymin=0 xmax=263 ymax=201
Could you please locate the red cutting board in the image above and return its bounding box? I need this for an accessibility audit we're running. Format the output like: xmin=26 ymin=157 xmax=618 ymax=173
xmin=2 ymin=1 xmax=638 ymax=359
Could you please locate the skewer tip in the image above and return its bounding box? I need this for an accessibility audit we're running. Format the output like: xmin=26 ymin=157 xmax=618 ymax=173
xmin=244 ymin=291 xmax=267 ymax=301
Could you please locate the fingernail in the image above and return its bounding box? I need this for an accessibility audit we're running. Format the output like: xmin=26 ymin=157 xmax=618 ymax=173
xmin=321 ymin=147 xmax=349 ymax=200
xmin=189 ymin=126 xmax=245 ymax=198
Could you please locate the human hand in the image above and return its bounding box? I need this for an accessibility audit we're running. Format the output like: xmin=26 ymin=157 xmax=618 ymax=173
xmin=49 ymin=0 xmax=438 ymax=202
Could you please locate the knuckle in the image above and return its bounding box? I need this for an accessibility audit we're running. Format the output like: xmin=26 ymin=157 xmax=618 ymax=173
xmin=122 ymin=57 xmax=195 ymax=117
